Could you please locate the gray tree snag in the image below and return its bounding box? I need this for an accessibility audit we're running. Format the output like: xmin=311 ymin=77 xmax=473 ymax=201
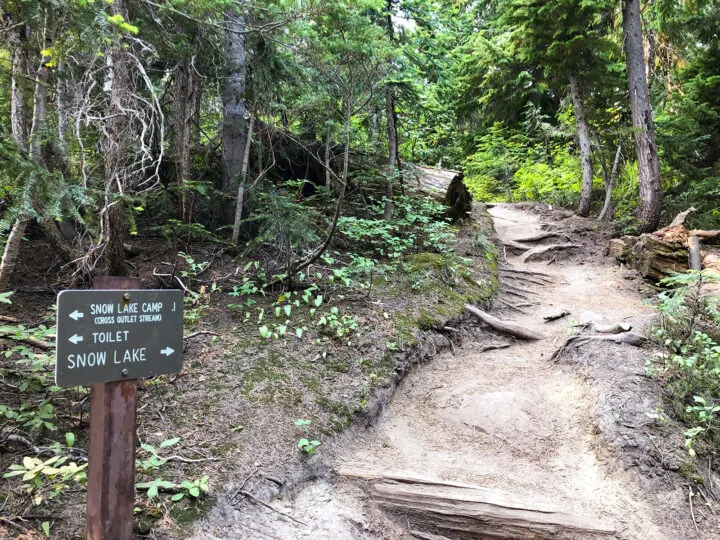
xmin=623 ymin=0 xmax=662 ymax=233
xmin=569 ymin=73 xmax=593 ymax=217
xmin=599 ymin=138 xmax=623 ymax=222
xmin=231 ymin=112 xmax=255 ymax=245
xmin=221 ymin=12 xmax=247 ymax=195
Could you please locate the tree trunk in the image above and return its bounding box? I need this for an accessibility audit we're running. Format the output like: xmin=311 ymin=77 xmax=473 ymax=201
xmin=0 ymin=219 xmax=29 ymax=291
xmin=383 ymin=1 xmax=400 ymax=221
xmin=599 ymin=139 xmax=623 ymax=222
xmin=384 ymin=89 xmax=398 ymax=221
xmin=221 ymin=12 xmax=247 ymax=195
xmin=171 ymin=57 xmax=199 ymax=223
xmin=232 ymin=113 xmax=255 ymax=244
xmin=569 ymin=73 xmax=593 ymax=217
xmin=324 ymin=128 xmax=332 ymax=188
xmin=102 ymin=0 xmax=132 ymax=276
xmin=623 ymin=0 xmax=662 ymax=233
xmin=8 ymin=26 xmax=29 ymax=152
xmin=0 ymin=54 xmax=48 ymax=290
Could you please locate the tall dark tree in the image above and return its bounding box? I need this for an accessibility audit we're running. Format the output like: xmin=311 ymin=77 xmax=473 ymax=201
xmin=623 ymin=0 xmax=662 ymax=232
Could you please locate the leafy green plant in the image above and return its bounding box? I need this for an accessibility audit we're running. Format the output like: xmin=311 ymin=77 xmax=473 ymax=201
xmin=294 ymin=419 xmax=321 ymax=454
xmin=3 ymin=455 xmax=87 ymax=505
xmin=650 ymin=270 xmax=720 ymax=455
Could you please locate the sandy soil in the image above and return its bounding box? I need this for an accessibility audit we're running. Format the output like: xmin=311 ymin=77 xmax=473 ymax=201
xmin=193 ymin=204 xmax=712 ymax=539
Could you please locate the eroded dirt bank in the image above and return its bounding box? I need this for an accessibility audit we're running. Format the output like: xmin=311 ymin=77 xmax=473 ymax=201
xmin=192 ymin=204 xmax=715 ymax=539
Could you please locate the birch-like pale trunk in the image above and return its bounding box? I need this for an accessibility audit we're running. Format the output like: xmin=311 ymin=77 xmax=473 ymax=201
xmin=231 ymin=113 xmax=255 ymax=244
xmin=569 ymin=73 xmax=593 ymax=217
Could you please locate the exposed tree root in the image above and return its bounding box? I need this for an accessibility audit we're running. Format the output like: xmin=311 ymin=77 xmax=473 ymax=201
xmin=465 ymin=304 xmax=546 ymax=340
xmin=499 ymin=266 xmax=553 ymax=280
xmin=573 ymin=322 xmax=632 ymax=334
xmin=551 ymin=331 xmax=647 ymax=362
xmin=501 ymin=282 xmax=540 ymax=297
xmin=502 ymin=239 xmax=532 ymax=253
xmin=521 ymin=243 xmax=581 ymax=263
xmin=512 ymin=231 xmax=572 ymax=243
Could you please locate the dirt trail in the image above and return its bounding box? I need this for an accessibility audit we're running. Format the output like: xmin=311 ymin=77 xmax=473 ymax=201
xmin=194 ymin=205 xmax=699 ymax=539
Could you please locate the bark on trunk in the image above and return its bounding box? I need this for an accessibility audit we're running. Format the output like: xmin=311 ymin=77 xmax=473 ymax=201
xmin=8 ymin=27 xmax=29 ymax=152
xmin=324 ymin=128 xmax=332 ymax=188
xmin=221 ymin=12 xmax=247 ymax=194
xmin=384 ymin=89 xmax=398 ymax=221
xmin=0 ymin=54 xmax=48 ymax=290
xmin=569 ymin=73 xmax=593 ymax=217
xmin=231 ymin=113 xmax=255 ymax=244
xmin=623 ymin=0 xmax=662 ymax=233
xmin=102 ymin=0 xmax=132 ymax=276
xmin=171 ymin=58 xmax=199 ymax=223
xmin=599 ymin=139 xmax=623 ymax=222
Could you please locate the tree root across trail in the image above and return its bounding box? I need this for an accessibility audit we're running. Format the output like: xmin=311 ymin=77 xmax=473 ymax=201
xmin=192 ymin=204 xmax=709 ymax=539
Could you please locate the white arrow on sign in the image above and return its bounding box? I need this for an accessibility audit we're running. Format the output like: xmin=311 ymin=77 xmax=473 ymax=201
xmin=69 ymin=310 xmax=84 ymax=321
xmin=160 ymin=347 xmax=174 ymax=356
xmin=69 ymin=334 xmax=84 ymax=344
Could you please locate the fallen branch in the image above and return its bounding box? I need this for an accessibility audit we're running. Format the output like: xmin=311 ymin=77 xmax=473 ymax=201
xmin=521 ymin=243 xmax=580 ymax=263
xmin=237 ymin=490 xmax=307 ymax=526
xmin=573 ymin=322 xmax=632 ymax=334
xmin=183 ymin=331 xmax=220 ymax=341
xmin=0 ymin=315 xmax=20 ymax=323
xmin=0 ymin=333 xmax=52 ymax=350
xmin=551 ymin=332 xmax=647 ymax=361
xmin=543 ymin=310 xmax=570 ymax=322
xmin=465 ymin=304 xmax=545 ymax=340
xmin=479 ymin=342 xmax=511 ymax=352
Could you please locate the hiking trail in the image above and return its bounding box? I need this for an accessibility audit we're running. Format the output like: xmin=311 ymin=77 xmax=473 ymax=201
xmin=194 ymin=204 xmax=704 ymax=540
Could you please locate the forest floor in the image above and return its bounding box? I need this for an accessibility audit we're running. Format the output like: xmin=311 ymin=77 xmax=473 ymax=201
xmin=192 ymin=204 xmax=718 ymax=539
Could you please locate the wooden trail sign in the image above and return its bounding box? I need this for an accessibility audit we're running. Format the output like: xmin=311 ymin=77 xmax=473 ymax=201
xmin=55 ymin=277 xmax=184 ymax=540
xmin=56 ymin=288 xmax=183 ymax=387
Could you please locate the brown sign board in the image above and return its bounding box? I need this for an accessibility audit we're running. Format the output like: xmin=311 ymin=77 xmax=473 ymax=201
xmin=56 ymin=289 xmax=184 ymax=387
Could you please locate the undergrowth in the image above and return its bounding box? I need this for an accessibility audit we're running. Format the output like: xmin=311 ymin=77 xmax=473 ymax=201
xmin=649 ymin=271 xmax=720 ymax=456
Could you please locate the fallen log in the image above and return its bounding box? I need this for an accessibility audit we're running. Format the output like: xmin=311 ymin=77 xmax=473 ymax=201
xmin=465 ymin=304 xmax=545 ymax=340
xmin=551 ymin=332 xmax=647 ymax=361
xmin=0 ymin=332 xmax=52 ymax=350
xmin=520 ymin=243 xmax=580 ymax=263
xmin=610 ymin=208 xmax=720 ymax=282
xmin=338 ymin=469 xmax=616 ymax=539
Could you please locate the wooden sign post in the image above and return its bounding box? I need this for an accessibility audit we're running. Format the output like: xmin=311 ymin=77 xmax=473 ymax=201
xmin=55 ymin=277 xmax=184 ymax=539
xmin=86 ymin=276 xmax=138 ymax=540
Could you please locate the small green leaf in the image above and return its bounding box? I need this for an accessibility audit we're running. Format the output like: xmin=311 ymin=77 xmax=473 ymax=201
xmin=296 ymin=328 xmax=303 ymax=338
xmin=171 ymin=492 xmax=184 ymax=501
xmin=42 ymin=521 xmax=50 ymax=537
xmin=65 ymin=432 xmax=75 ymax=448
xmin=189 ymin=486 xmax=200 ymax=497
xmin=159 ymin=437 xmax=180 ymax=448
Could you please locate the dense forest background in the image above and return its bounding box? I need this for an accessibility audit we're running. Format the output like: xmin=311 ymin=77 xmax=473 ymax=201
xmin=0 ymin=0 xmax=719 ymax=289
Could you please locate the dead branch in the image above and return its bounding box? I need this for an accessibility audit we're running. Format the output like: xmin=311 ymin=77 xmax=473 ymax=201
xmin=543 ymin=310 xmax=570 ymax=322
xmin=573 ymin=322 xmax=632 ymax=334
xmin=0 ymin=315 xmax=20 ymax=323
xmin=0 ymin=333 xmax=52 ymax=350
xmin=465 ymin=304 xmax=546 ymax=340
xmin=236 ymin=490 xmax=307 ymax=526
xmin=183 ymin=331 xmax=220 ymax=341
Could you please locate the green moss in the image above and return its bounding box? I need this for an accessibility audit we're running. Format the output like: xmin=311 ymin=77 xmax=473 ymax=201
xmin=170 ymin=495 xmax=215 ymax=525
